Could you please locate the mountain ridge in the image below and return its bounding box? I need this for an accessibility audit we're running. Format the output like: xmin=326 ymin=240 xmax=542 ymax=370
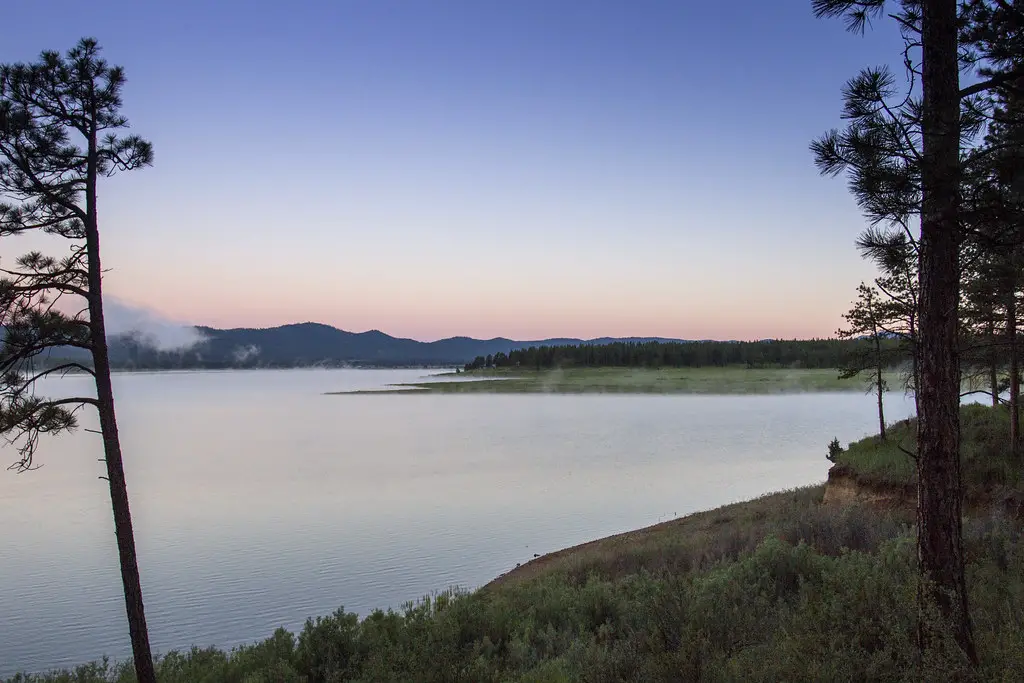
xmin=105 ymin=322 xmax=696 ymax=368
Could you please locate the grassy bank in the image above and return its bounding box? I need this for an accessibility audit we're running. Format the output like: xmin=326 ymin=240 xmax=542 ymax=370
xmin=833 ymin=403 xmax=1024 ymax=496
xmin=333 ymin=366 xmax=905 ymax=395
xmin=9 ymin=405 xmax=1023 ymax=682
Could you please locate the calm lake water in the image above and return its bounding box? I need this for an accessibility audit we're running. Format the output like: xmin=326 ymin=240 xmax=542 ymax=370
xmin=0 ymin=369 xmax=916 ymax=675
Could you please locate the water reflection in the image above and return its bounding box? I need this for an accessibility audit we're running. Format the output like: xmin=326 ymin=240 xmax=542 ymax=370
xmin=0 ymin=369 xmax=916 ymax=674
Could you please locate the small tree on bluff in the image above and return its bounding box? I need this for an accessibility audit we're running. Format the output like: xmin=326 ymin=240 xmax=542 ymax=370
xmin=0 ymin=39 xmax=156 ymax=683
xmin=837 ymin=282 xmax=894 ymax=440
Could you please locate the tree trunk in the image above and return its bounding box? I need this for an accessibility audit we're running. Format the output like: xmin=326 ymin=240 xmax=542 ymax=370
xmin=877 ymin=366 xmax=887 ymax=440
xmin=86 ymin=127 xmax=157 ymax=683
xmin=989 ymin=314 xmax=999 ymax=407
xmin=911 ymin=315 xmax=922 ymax=417
xmin=875 ymin=328 xmax=887 ymax=441
xmin=1009 ymin=292 xmax=1019 ymax=456
xmin=916 ymin=0 xmax=977 ymax=665
xmin=1010 ymin=78 xmax=1024 ymax=458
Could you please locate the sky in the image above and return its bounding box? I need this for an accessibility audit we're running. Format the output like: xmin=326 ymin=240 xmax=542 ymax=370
xmin=0 ymin=1 xmax=910 ymax=342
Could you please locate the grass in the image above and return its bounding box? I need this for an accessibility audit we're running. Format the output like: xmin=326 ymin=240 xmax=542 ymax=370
xmin=483 ymin=486 xmax=913 ymax=590
xmin=834 ymin=403 xmax=1024 ymax=497
xmin=9 ymin=404 xmax=1024 ymax=682
xmin=332 ymin=366 xmax=906 ymax=395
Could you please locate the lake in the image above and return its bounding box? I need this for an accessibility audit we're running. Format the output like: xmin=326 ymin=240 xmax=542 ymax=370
xmin=0 ymin=369 xmax=916 ymax=675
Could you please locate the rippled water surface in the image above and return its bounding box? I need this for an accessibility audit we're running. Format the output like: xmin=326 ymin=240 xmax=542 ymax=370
xmin=0 ymin=369 xmax=916 ymax=674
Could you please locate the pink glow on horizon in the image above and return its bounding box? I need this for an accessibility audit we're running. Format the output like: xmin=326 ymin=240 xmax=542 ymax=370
xmin=106 ymin=250 xmax=861 ymax=343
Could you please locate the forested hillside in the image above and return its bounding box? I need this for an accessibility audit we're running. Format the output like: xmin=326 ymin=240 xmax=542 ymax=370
xmin=464 ymin=338 xmax=906 ymax=371
xmin=38 ymin=324 xmax=697 ymax=369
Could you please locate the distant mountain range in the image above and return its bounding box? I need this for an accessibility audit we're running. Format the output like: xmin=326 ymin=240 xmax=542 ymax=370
xmin=92 ymin=322 xmax=694 ymax=369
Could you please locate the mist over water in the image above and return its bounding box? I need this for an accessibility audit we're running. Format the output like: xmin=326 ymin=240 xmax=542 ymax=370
xmin=0 ymin=370 xmax=917 ymax=676
xmin=102 ymin=298 xmax=205 ymax=351
xmin=231 ymin=344 xmax=261 ymax=363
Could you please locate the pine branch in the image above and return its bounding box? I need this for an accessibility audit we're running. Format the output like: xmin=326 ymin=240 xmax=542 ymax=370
xmin=14 ymin=362 xmax=95 ymax=392
xmin=960 ymin=65 xmax=1024 ymax=98
xmin=812 ymin=0 xmax=887 ymax=32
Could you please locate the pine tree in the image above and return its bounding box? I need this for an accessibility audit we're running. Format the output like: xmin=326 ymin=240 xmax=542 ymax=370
xmin=960 ymin=0 xmax=1024 ymax=450
xmin=857 ymin=225 xmax=921 ymax=408
xmin=0 ymin=39 xmax=156 ymax=683
xmin=811 ymin=0 xmax=986 ymax=664
xmin=837 ymin=283 xmax=894 ymax=439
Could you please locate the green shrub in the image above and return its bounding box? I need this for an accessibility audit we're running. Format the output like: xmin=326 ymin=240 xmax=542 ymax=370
xmin=827 ymin=436 xmax=843 ymax=463
xmin=295 ymin=608 xmax=361 ymax=681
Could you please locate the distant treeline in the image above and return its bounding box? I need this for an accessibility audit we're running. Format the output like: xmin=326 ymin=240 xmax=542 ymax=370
xmin=464 ymin=338 xmax=907 ymax=371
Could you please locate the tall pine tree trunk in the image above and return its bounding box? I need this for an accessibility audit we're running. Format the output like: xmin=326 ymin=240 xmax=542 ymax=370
xmin=1009 ymin=292 xmax=1019 ymax=456
xmin=912 ymin=316 xmax=922 ymax=417
xmin=916 ymin=0 xmax=977 ymax=664
xmin=877 ymin=366 xmax=887 ymax=440
xmin=989 ymin=314 xmax=999 ymax=407
xmin=86 ymin=125 xmax=157 ymax=683
xmin=875 ymin=327 xmax=886 ymax=440
xmin=1010 ymin=79 xmax=1024 ymax=459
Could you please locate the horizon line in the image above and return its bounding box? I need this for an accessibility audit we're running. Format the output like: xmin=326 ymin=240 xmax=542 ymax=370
xmin=185 ymin=320 xmax=844 ymax=345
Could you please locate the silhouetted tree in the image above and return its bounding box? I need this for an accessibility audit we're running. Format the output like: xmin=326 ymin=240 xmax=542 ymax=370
xmin=982 ymin=78 xmax=1024 ymax=455
xmin=811 ymin=0 xmax=1001 ymax=664
xmin=957 ymin=1 xmax=1024 ymax=437
xmin=857 ymin=226 xmax=921 ymax=409
xmin=960 ymin=248 xmax=1006 ymax=406
xmin=960 ymin=196 xmax=1024 ymax=449
xmin=0 ymin=39 xmax=156 ymax=683
xmin=838 ymin=283 xmax=893 ymax=439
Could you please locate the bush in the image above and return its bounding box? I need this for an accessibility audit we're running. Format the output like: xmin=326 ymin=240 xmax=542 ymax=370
xmin=827 ymin=436 xmax=843 ymax=463
xmin=10 ymin=524 xmax=1022 ymax=682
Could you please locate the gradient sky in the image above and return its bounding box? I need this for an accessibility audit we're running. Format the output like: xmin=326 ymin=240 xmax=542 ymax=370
xmin=0 ymin=1 xmax=908 ymax=341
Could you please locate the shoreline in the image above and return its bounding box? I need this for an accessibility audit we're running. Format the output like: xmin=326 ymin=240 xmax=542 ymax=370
xmin=329 ymin=366 xmax=905 ymax=395
xmin=480 ymin=484 xmax=836 ymax=591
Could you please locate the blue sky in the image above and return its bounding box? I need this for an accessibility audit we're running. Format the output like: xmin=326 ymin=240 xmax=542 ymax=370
xmin=0 ymin=1 xmax=907 ymax=340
